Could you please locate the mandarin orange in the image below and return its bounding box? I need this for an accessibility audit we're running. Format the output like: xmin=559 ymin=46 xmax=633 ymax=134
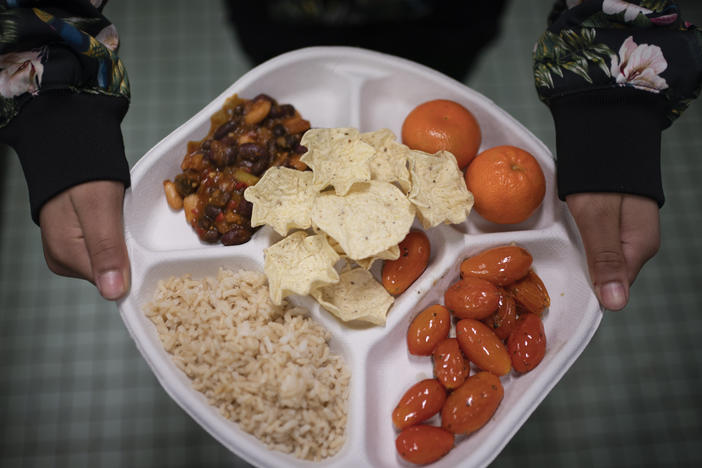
xmin=401 ymin=99 xmax=481 ymax=169
xmin=464 ymin=145 xmax=545 ymax=224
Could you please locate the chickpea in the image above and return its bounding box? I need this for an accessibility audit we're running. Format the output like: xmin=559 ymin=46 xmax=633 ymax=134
xmin=163 ymin=180 xmax=183 ymax=210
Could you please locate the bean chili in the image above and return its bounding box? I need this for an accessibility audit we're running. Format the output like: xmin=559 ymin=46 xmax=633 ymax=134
xmin=163 ymin=93 xmax=310 ymax=245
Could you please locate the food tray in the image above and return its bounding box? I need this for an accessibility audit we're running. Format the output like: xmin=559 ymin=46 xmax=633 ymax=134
xmin=119 ymin=46 xmax=603 ymax=468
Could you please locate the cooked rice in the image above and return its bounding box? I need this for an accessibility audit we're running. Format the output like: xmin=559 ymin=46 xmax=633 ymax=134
xmin=144 ymin=268 xmax=350 ymax=461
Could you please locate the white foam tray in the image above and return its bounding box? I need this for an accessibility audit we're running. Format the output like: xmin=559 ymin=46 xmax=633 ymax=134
xmin=119 ymin=46 xmax=603 ymax=468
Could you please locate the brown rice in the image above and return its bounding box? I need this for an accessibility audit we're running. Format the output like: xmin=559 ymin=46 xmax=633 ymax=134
xmin=144 ymin=268 xmax=350 ymax=461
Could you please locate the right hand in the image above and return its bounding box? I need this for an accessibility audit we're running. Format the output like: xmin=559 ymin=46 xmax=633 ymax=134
xmin=566 ymin=192 xmax=660 ymax=311
xmin=38 ymin=180 xmax=131 ymax=301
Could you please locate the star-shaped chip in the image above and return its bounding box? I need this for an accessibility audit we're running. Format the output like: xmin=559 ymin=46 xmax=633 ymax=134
xmin=407 ymin=150 xmax=474 ymax=228
xmin=300 ymin=128 xmax=375 ymax=195
xmin=263 ymin=231 xmax=340 ymax=305
xmin=244 ymin=167 xmax=317 ymax=236
xmin=361 ymin=128 xmax=412 ymax=193
xmin=311 ymin=180 xmax=415 ymax=261
xmin=311 ymin=268 xmax=394 ymax=326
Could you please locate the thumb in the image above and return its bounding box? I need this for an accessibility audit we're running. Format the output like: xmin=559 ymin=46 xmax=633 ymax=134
xmin=70 ymin=180 xmax=131 ymax=300
xmin=566 ymin=193 xmax=629 ymax=311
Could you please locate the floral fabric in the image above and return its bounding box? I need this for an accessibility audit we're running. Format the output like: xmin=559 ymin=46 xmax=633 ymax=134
xmin=0 ymin=0 xmax=129 ymax=128
xmin=534 ymin=0 xmax=702 ymax=124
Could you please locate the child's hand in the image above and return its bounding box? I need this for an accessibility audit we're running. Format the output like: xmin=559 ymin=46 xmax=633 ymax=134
xmin=38 ymin=180 xmax=131 ymax=300
xmin=566 ymin=193 xmax=660 ymax=311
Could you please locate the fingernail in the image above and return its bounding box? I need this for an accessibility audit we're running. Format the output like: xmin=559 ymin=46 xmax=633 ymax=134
xmin=97 ymin=269 xmax=126 ymax=300
xmin=599 ymin=281 xmax=627 ymax=311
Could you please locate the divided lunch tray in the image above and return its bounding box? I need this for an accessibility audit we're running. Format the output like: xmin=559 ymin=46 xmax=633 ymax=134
xmin=119 ymin=47 xmax=603 ymax=468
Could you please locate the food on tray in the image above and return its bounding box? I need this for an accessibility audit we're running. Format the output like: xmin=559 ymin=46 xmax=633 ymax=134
xmin=311 ymin=268 xmax=394 ymax=326
xmin=506 ymin=269 xmax=551 ymax=316
xmin=440 ymin=371 xmax=504 ymax=435
xmin=401 ymin=99 xmax=482 ymax=169
xmin=381 ymin=230 xmax=431 ymax=296
xmin=311 ymin=180 xmax=416 ymax=260
xmin=163 ymin=94 xmax=311 ymax=245
xmin=432 ymin=338 xmax=469 ymax=390
xmin=507 ymin=312 xmax=547 ymax=373
xmin=459 ymin=245 xmax=533 ymax=286
xmin=395 ymin=425 xmax=455 ymax=465
xmin=392 ymin=378 xmax=447 ymax=431
xmin=464 ymin=145 xmax=546 ymax=225
xmin=300 ymin=127 xmax=375 ymax=195
xmin=444 ymin=277 xmax=501 ymax=320
xmin=456 ymin=319 xmax=512 ymax=376
xmin=263 ymin=231 xmax=340 ymax=305
xmin=245 ymin=126 xmax=473 ymax=325
xmin=393 ymin=245 xmax=550 ymax=463
xmin=407 ymin=149 xmax=474 ymax=229
xmin=406 ymin=304 xmax=451 ymax=356
xmin=144 ymin=269 xmax=349 ymax=462
xmin=244 ymin=167 xmax=316 ymax=236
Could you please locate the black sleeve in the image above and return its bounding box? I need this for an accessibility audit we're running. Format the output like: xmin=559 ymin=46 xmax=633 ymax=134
xmin=533 ymin=0 xmax=702 ymax=206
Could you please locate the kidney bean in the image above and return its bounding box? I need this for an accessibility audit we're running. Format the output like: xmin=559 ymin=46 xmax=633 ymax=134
xmin=204 ymin=204 xmax=221 ymax=219
xmin=237 ymin=142 xmax=268 ymax=162
xmin=201 ymin=229 xmax=221 ymax=244
xmin=209 ymin=140 xmax=236 ymax=167
xmin=221 ymin=225 xmax=252 ymax=245
xmin=213 ymin=119 xmax=238 ymax=140
xmin=268 ymin=103 xmax=295 ymax=119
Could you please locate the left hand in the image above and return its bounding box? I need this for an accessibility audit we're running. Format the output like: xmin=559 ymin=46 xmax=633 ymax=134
xmin=566 ymin=192 xmax=660 ymax=311
xmin=38 ymin=180 xmax=131 ymax=300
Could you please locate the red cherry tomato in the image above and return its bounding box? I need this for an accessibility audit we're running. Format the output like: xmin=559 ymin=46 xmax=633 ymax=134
xmin=433 ymin=338 xmax=469 ymax=390
xmin=382 ymin=230 xmax=431 ymax=295
xmin=407 ymin=304 xmax=451 ymax=356
xmin=441 ymin=371 xmax=504 ymax=435
xmin=456 ymin=318 xmax=511 ymax=376
xmin=444 ymin=277 xmax=500 ymax=319
xmin=392 ymin=378 xmax=447 ymax=430
xmin=395 ymin=425 xmax=454 ymax=465
xmin=507 ymin=312 xmax=546 ymax=373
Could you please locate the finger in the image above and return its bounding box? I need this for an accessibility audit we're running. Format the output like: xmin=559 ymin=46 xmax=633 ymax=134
xmin=566 ymin=193 xmax=629 ymax=311
xmin=39 ymin=190 xmax=93 ymax=280
xmin=69 ymin=180 xmax=131 ymax=300
xmin=620 ymin=194 xmax=660 ymax=285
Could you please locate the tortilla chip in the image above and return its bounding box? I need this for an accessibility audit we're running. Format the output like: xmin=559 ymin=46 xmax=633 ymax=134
xmin=361 ymin=128 xmax=411 ymax=193
xmin=263 ymin=231 xmax=340 ymax=305
xmin=407 ymin=150 xmax=474 ymax=228
xmin=311 ymin=268 xmax=394 ymax=325
xmin=300 ymin=127 xmax=375 ymax=195
xmin=244 ymin=167 xmax=317 ymax=236
xmin=311 ymin=180 xmax=415 ymax=260
xmin=355 ymin=244 xmax=401 ymax=270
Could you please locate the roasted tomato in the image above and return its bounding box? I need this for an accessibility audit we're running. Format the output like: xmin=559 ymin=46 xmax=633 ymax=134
xmin=444 ymin=277 xmax=500 ymax=320
xmin=456 ymin=318 xmax=511 ymax=376
xmin=395 ymin=425 xmax=454 ymax=465
xmin=407 ymin=304 xmax=451 ymax=356
xmin=460 ymin=245 xmax=532 ymax=286
xmin=507 ymin=312 xmax=546 ymax=373
xmin=382 ymin=230 xmax=431 ymax=295
xmin=441 ymin=371 xmax=504 ymax=435
xmin=392 ymin=379 xmax=447 ymax=430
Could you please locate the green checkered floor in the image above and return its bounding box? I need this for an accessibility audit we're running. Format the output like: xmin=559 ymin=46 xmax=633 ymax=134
xmin=2 ymin=1 xmax=701 ymax=466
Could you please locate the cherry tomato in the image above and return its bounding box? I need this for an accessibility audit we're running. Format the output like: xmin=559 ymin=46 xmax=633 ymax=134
xmin=456 ymin=318 xmax=511 ymax=376
xmin=382 ymin=230 xmax=431 ymax=295
xmin=506 ymin=269 xmax=550 ymax=316
xmin=507 ymin=312 xmax=546 ymax=373
xmin=395 ymin=425 xmax=454 ymax=465
xmin=392 ymin=378 xmax=447 ymax=430
xmin=443 ymin=277 xmax=500 ymax=320
xmin=432 ymin=338 xmax=469 ymax=390
xmin=441 ymin=371 xmax=504 ymax=435
xmin=460 ymin=245 xmax=532 ymax=286
xmin=481 ymin=289 xmax=517 ymax=341
xmin=407 ymin=304 xmax=451 ymax=356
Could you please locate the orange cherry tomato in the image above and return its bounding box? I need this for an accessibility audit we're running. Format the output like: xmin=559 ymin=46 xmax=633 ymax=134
xmin=444 ymin=277 xmax=500 ymax=320
xmin=481 ymin=289 xmax=517 ymax=341
xmin=507 ymin=312 xmax=546 ymax=373
xmin=456 ymin=319 xmax=511 ymax=376
xmin=407 ymin=304 xmax=451 ymax=356
xmin=460 ymin=245 xmax=532 ymax=286
xmin=395 ymin=425 xmax=454 ymax=465
xmin=382 ymin=230 xmax=431 ymax=296
xmin=392 ymin=378 xmax=447 ymax=431
xmin=432 ymin=338 xmax=469 ymax=390
xmin=441 ymin=371 xmax=504 ymax=435
xmin=506 ymin=269 xmax=550 ymax=316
